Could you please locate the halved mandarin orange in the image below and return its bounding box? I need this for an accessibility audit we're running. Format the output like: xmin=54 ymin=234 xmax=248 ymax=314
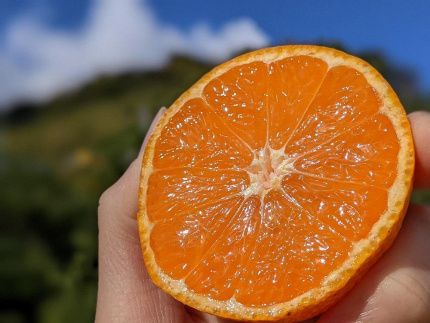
xmin=137 ymin=45 xmax=414 ymax=321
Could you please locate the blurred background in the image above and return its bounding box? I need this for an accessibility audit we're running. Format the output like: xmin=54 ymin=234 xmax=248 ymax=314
xmin=1 ymin=0 xmax=430 ymax=322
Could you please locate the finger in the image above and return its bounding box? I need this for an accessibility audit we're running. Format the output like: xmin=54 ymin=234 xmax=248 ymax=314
xmin=318 ymin=205 xmax=430 ymax=323
xmin=409 ymin=111 xmax=430 ymax=188
xmin=139 ymin=107 xmax=166 ymax=155
xmin=98 ymin=106 xmax=166 ymax=225
xmin=96 ymin=108 xmax=186 ymax=323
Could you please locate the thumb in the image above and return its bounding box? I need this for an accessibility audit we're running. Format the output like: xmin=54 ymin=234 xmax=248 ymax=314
xmin=95 ymin=108 xmax=185 ymax=323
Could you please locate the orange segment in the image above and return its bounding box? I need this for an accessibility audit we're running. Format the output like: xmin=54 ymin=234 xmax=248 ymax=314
xmin=203 ymin=62 xmax=269 ymax=150
xmin=147 ymin=168 xmax=249 ymax=222
xmin=185 ymin=196 xmax=260 ymax=301
xmin=236 ymin=190 xmax=351 ymax=306
xmin=285 ymin=65 xmax=382 ymax=158
xmin=268 ymin=56 xmax=328 ymax=149
xmin=153 ymin=98 xmax=253 ymax=170
xmin=293 ymin=113 xmax=400 ymax=189
xmin=281 ymin=173 xmax=387 ymax=242
xmin=150 ymin=196 xmax=244 ymax=279
xmin=138 ymin=45 xmax=414 ymax=322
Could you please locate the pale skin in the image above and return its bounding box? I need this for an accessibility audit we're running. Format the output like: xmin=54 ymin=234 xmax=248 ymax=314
xmin=95 ymin=109 xmax=430 ymax=323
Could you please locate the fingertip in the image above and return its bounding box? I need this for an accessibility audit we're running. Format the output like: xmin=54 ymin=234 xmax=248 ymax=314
xmin=98 ymin=158 xmax=141 ymax=225
xmin=99 ymin=107 xmax=167 ymax=224
xmin=408 ymin=111 xmax=430 ymax=188
xmin=139 ymin=107 xmax=167 ymax=155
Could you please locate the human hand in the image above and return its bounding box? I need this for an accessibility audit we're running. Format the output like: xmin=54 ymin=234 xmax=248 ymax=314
xmin=95 ymin=109 xmax=430 ymax=323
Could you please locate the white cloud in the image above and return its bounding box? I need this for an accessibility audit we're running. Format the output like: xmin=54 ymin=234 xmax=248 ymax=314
xmin=0 ymin=0 xmax=269 ymax=109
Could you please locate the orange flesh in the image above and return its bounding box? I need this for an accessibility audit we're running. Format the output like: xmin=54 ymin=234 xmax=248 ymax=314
xmin=147 ymin=56 xmax=399 ymax=307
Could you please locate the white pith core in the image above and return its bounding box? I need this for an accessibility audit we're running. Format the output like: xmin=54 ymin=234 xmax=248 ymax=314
xmin=244 ymin=146 xmax=294 ymax=198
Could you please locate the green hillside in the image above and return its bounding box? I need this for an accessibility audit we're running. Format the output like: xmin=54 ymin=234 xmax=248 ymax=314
xmin=1 ymin=51 xmax=429 ymax=323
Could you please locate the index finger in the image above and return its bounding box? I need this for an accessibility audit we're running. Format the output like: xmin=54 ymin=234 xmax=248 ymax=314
xmin=408 ymin=111 xmax=430 ymax=188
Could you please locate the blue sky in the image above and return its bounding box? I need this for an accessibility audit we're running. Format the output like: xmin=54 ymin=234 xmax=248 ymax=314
xmin=0 ymin=0 xmax=429 ymax=108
